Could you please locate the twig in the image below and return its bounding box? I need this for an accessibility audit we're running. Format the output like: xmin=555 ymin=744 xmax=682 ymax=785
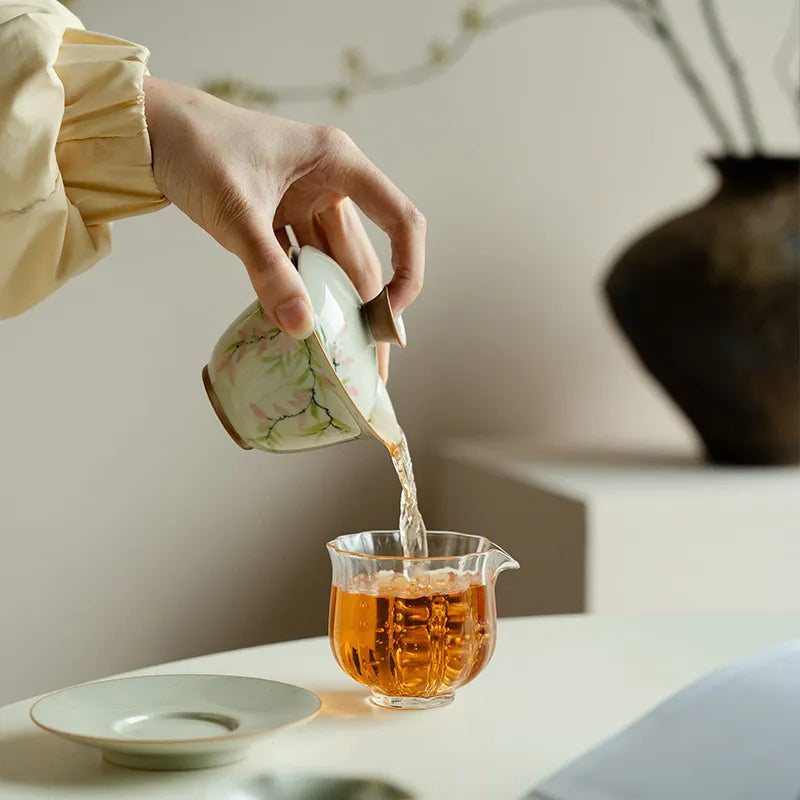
xmin=629 ymin=0 xmax=738 ymax=152
xmin=699 ymin=0 xmax=764 ymax=153
xmin=607 ymin=0 xmax=655 ymax=33
xmin=205 ymin=0 xmax=740 ymax=154
xmin=490 ymin=0 xmax=599 ymax=27
xmin=202 ymin=0 xmax=604 ymax=107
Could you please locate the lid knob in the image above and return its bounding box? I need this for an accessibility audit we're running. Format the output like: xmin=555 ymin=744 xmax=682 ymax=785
xmin=362 ymin=286 xmax=407 ymax=348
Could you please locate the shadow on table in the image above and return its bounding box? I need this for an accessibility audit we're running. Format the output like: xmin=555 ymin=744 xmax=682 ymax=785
xmin=0 ymin=729 xmax=189 ymax=790
xmin=210 ymin=773 xmax=414 ymax=800
xmin=314 ymin=688 xmax=377 ymax=719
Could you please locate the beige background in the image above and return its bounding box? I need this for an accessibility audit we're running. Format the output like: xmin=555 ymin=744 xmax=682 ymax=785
xmin=1 ymin=0 xmax=797 ymax=704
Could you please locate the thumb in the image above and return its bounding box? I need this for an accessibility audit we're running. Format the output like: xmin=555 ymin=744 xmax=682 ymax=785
xmin=242 ymin=233 xmax=315 ymax=339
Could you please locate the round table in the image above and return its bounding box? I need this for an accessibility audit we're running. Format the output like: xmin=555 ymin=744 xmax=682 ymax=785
xmin=0 ymin=614 xmax=797 ymax=800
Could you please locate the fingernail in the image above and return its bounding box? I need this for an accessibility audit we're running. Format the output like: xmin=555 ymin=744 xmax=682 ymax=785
xmin=275 ymin=297 xmax=314 ymax=339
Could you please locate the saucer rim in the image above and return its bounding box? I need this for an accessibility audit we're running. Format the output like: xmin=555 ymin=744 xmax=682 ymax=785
xmin=29 ymin=673 xmax=321 ymax=746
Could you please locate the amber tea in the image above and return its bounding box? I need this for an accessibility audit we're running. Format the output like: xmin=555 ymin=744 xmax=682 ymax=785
xmin=329 ymin=570 xmax=496 ymax=705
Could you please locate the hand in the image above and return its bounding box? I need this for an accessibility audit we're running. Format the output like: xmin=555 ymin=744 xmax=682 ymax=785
xmin=143 ymin=77 xmax=425 ymax=379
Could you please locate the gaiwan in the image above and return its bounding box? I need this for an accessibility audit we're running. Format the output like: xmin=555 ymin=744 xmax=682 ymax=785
xmin=203 ymin=245 xmax=406 ymax=453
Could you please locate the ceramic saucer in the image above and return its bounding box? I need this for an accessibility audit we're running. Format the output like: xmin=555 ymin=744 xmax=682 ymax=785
xmin=30 ymin=674 xmax=320 ymax=770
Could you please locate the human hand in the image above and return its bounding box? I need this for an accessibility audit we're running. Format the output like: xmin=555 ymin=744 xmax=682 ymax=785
xmin=143 ymin=77 xmax=425 ymax=379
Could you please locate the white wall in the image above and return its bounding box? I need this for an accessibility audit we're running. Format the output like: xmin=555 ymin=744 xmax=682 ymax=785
xmin=1 ymin=0 xmax=796 ymax=704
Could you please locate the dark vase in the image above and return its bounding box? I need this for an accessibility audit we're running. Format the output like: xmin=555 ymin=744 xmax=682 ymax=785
xmin=604 ymin=156 xmax=800 ymax=465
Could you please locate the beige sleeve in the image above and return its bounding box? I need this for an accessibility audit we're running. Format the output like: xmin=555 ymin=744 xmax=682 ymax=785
xmin=0 ymin=1 xmax=167 ymax=319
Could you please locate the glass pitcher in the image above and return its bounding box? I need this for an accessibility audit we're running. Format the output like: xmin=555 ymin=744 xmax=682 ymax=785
xmin=327 ymin=531 xmax=519 ymax=709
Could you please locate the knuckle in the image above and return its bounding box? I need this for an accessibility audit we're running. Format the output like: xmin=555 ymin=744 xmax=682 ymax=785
xmin=247 ymin=252 xmax=278 ymax=281
xmin=408 ymin=275 xmax=424 ymax=296
xmin=407 ymin=206 xmax=426 ymax=231
xmin=395 ymin=267 xmax=423 ymax=299
xmin=387 ymin=202 xmax=426 ymax=237
xmin=316 ymin=125 xmax=353 ymax=154
xmin=247 ymin=257 xmax=295 ymax=307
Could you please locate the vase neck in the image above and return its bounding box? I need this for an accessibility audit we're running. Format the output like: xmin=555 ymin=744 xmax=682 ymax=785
xmin=710 ymin=156 xmax=799 ymax=195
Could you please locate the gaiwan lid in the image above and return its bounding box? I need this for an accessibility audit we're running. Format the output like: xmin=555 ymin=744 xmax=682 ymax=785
xmin=294 ymin=245 xmax=406 ymax=445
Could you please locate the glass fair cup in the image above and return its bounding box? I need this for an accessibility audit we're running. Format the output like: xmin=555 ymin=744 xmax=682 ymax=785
xmin=327 ymin=531 xmax=519 ymax=710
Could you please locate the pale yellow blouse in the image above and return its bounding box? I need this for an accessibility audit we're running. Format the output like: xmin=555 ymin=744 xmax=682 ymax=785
xmin=0 ymin=0 xmax=167 ymax=319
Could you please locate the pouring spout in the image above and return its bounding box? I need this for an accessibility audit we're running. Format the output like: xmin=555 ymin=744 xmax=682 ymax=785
xmin=486 ymin=545 xmax=520 ymax=578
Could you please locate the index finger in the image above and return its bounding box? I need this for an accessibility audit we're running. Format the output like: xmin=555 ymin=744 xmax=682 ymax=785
xmin=320 ymin=130 xmax=426 ymax=314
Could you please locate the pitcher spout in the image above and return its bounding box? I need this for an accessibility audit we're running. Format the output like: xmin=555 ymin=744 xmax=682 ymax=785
xmin=486 ymin=544 xmax=520 ymax=579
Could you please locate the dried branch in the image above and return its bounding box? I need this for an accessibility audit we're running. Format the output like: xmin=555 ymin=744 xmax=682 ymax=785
xmin=204 ymin=0 xmax=745 ymax=154
xmin=620 ymin=0 xmax=738 ymax=152
xmin=607 ymin=0 xmax=654 ymax=33
xmin=699 ymin=0 xmax=764 ymax=153
xmin=202 ymin=0 xmax=604 ymax=107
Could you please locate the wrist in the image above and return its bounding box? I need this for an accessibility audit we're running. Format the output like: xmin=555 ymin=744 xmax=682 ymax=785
xmin=142 ymin=76 xmax=199 ymax=197
xmin=142 ymin=75 xmax=172 ymax=150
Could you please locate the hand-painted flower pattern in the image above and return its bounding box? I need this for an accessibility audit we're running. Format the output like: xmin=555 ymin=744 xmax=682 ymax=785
xmin=274 ymin=335 xmax=301 ymax=355
xmin=217 ymin=353 xmax=237 ymax=384
xmin=289 ymin=391 xmax=307 ymax=408
xmin=210 ymin=306 xmax=359 ymax=451
xmin=250 ymin=402 xmax=269 ymax=421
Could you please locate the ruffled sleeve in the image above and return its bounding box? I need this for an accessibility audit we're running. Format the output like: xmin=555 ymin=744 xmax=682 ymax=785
xmin=0 ymin=1 xmax=167 ymax=319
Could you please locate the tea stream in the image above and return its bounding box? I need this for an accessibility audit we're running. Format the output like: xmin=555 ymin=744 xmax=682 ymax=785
xmin=388 ymin=433 xmax=428 ymax=560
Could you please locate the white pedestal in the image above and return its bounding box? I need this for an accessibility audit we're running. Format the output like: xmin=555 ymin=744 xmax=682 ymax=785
xmin=436 ymin=441 xmax=800 ymax=615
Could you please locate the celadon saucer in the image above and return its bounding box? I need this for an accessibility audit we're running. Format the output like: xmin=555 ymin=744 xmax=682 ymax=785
xmin=30 ymin=674 xmax=321 ymax=771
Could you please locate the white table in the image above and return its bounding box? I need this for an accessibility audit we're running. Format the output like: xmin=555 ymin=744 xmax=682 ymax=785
xmin=0 ymin=615 xmax=797 ymax=800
